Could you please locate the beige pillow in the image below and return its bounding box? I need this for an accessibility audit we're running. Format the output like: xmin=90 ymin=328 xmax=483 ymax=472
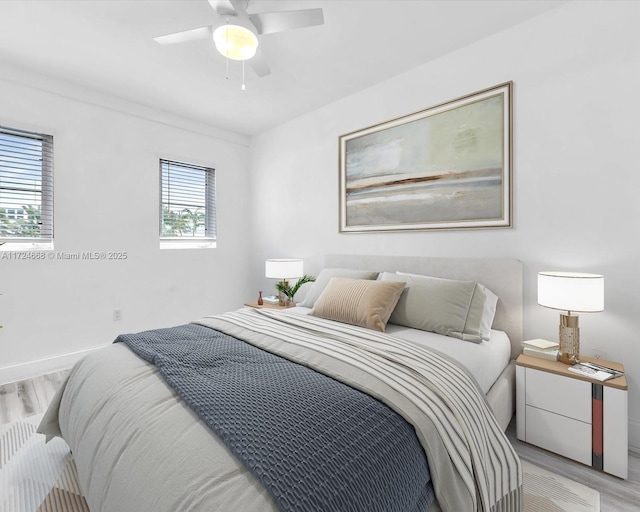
xmin=309 ymin=277 xmax=405 ymax=332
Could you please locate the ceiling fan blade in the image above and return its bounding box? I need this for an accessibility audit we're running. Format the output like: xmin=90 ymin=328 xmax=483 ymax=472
xmin=250 ymin=47 xmax=271 ymax=77
xmin=249 ymin=8 xmax=324 ymax=35
xmin=208 ymin=0 xmax=236 ymax=17
xmin=153 ymin=26 xmax=212 ymax=45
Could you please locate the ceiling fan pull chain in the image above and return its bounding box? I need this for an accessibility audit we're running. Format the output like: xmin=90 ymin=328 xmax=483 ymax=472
xmin=242 ymin=61 xmax=246 ymax=91
xmin=225 ymin=23 xmax=229 ymax=80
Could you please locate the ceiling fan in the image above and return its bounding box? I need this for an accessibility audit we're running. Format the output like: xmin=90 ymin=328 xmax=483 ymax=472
xmin=153 ymin=0 xmax=325 ymax=78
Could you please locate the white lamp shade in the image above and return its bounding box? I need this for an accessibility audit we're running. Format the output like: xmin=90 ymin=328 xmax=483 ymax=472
xmin=265 ymin=259 xmax=303 ymax=279
xmin=213 ymin=24 xmax=258 ymax=61
xmin=538 ymin=271 xmax=604 ymax=312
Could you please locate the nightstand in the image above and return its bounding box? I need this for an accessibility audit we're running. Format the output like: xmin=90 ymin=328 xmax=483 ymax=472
xmin=516 ymin=354 xmax=628 ymax=479
xmin=244 ymin=301 xmax=295 ymax=310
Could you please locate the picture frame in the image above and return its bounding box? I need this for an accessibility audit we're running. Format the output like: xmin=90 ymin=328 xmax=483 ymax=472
xmin=339 ymin=82 xmax=512 ymax=233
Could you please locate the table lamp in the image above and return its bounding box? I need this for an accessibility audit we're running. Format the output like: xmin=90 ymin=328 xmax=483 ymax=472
xmin=265 ymin=259 xmax=304 ymax=306
xmin=537 ymin=271 xmax=604 ymax=364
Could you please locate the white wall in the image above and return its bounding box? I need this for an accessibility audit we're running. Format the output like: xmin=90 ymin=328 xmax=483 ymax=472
xmin=0 ymin=70 xmax=252 ymax=382
xmin=248 ymin=1 xmax=640 ymax=451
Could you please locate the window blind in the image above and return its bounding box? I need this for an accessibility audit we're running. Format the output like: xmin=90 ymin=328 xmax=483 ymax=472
xmin=0 ymin=125 xmax=54 ymax=241
xmin=160 ymin=159 xmax=216 ymax=239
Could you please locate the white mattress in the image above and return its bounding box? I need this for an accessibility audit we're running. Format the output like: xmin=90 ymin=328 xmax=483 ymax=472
xmin=287 ymin=306 xmax=511 ymax=394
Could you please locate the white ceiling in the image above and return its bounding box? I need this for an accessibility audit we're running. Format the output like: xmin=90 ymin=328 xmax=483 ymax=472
xmin=0 ymin=0 xmax=566 ymax=137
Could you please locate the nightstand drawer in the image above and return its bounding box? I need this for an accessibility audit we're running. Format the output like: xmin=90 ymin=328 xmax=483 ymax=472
xmin=525 ymin=406 xmax=592 ymax=465
xmin=525 ymin=368 xmax=591 ymax=423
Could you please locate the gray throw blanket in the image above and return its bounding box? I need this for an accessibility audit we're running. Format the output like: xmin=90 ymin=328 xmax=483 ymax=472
xmin=115 ymin=323 xmax=435 ymax=512
xmin=199 ymin=309 xmax=522 ymax=512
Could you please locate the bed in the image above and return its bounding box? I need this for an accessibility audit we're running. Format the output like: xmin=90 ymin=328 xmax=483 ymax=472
xmin=39 ymin=255 xmax=523 ymax=512
xmin=321 ymin=254 xmax=523 ymax=431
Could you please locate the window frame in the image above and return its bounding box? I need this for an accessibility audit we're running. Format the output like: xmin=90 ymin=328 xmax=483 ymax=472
xmin=0 ymin=124 xmax=54 ymax=248
xmin=159 ymin=157 xmax=216 ymax=248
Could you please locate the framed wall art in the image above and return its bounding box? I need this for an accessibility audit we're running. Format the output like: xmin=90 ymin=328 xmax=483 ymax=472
xmin=339 ymin=82 xmax=512 ymax=232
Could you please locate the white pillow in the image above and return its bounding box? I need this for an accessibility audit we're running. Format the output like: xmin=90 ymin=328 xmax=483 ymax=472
xmin=464 ymin=283 xmax=498 ymax=341
xmin=298 ymin=268 xmax=379 ymax=308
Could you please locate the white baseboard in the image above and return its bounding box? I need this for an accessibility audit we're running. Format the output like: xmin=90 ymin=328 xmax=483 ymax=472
xmin=0 ymin=345 xmax=107 ymax=385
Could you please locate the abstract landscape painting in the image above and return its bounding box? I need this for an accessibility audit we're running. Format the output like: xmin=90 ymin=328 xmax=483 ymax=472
xmin=339 ymin=82 xmax=512 ymax=232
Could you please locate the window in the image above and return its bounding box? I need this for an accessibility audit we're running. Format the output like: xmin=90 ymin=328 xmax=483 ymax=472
xmin=0 ymin=125 xmax=53 ymax=242
xmin=160 ymin=159 xmax=216 ymax=240
xmin=6 ymin=208 xmax=25 ymax=220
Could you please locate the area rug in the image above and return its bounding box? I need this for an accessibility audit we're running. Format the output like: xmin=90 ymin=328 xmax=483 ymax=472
xmin=1 ymin=414 xmax=600 ymax=512
xmin=0 ymin=414 xmax=88 ymax=512
xmin=521 ymin=459 xmax=600 ymax=512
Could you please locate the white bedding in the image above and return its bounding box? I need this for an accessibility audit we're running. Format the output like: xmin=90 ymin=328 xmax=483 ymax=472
xmin=287 ymin=306 xmax=511 ymax=394
xmin=39 ymin=309 xmax=522 ymax=512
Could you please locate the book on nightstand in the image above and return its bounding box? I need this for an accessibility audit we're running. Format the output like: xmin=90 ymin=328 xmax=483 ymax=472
xmin=521 ymin=339 xmax=559 ymax=361
xmin=522 ymin=338 xmax=559 ymax=350
xmin=571 ymin=361 xmax=625 ymax=379
xmin=568 ymin=363 xmax=619 ymax=381
xmin=522 ymin=346 xmax=559 ymax=361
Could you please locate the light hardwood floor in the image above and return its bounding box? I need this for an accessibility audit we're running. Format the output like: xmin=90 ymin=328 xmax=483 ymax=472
xmin=2 ymin=371 xmax=639 ymax=510
xmin=0 ymin=370 xmax=69 ymax=425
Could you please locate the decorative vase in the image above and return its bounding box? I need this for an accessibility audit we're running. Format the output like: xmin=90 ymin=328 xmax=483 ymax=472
xmin=257 ymin=290 xmax=263 ymax=305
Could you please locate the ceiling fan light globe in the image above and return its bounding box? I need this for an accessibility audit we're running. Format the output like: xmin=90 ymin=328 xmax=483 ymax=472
xmin=213 ymin=24 xmax=258 ymax=61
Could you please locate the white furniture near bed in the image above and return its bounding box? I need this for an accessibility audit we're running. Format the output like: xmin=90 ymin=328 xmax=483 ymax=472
xmin=516 ymin=353 xmax=628 ymax=479
xmin=38 ymin=254 xmax=524 ymax=512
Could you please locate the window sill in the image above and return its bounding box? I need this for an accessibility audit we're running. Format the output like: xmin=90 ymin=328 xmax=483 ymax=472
xmin=160 ymin=239 xmax=217 ymax=250
xmin=0 ymin=241 xmax=54 ymax=251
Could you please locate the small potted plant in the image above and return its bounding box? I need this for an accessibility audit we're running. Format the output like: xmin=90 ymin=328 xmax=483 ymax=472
xmin=275 ymin=275 xmax=315 ymax=307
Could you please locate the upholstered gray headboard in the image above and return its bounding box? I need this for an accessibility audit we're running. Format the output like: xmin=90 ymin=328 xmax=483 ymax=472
xmin=324 ymin=254 xmax=523 ymax=359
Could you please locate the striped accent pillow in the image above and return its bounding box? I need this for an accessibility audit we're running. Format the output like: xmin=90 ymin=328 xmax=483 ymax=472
xmin=309 ymin=277 xmax=405 ymax=332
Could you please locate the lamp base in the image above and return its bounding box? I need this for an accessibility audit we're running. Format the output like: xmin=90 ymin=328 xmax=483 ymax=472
xmin=559 ymin=313 xmax=580 ymax=364
xmin=277 ymin=280 xmax=289 ymax=306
